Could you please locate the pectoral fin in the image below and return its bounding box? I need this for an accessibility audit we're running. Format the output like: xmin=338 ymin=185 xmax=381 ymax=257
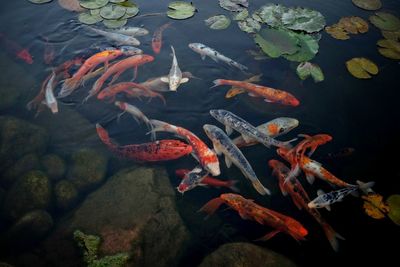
xmin=241 ymin=134 xmax=253 ymax=144
xmin=180 ymin=77 xmax=189 ymax=83
xmin=160 ymin=77 xmax=169 ymax=83
xmin=213 ymin=143 xmax=222 ymax=156
xmin=248 ymin=92 xmax=258 ymax=97
xmin=201 ymin=54 xmax=206 ymax=60
xmin=224 ymin=156 xmax=232 ymax=168
xmin=305 ymin=172 xmax=315 ymax=184
xmin=225 ymin=125 xmax=233 ymax=136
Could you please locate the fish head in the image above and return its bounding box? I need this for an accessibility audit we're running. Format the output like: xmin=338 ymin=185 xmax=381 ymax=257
xmin=278 ymin=96 xmax=300 ymax=107
xmin=206 ymin=161 xmax=220 ymax=176
xmin=49 ymin=102 xmax=58 ymax=114
xmin=188 ymin=43 xmax=204 ymax=54
xmin=176 ymin=169 xmax=204 ymax=193
xmin=266 ymin=118 xmax=299 ymax=137
xmin=317 ymin=134 xmax=333 ymax=144
xmin=114 ymin=101 xmax=126 ymax=110
xmin=169 ymin=77 xmax=181 ymax=91
xmin=307 ymin=199 xmax=324 ymax=209
xmin=121 ymin=46 xmax=143 ymax=56
xmin=209 ymin=109 xmax=226 ymax=122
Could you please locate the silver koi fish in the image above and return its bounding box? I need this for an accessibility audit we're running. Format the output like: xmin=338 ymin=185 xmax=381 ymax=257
xmin=113 ymin=27 xmax=149 ymax=37
xmin=87 ymin=27 xmax=140 ymax=46
xmin=140 ymin=72 xmax=196 ymax=92
xmin=44 ymin=71 xmax=58 ymax=114
xmin=160 ymin=46 xmax=189 ymax=91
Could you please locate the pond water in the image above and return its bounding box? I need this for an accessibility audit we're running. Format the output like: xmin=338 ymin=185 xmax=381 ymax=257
xmin=0 ymin=1 xmax=400 ymax=267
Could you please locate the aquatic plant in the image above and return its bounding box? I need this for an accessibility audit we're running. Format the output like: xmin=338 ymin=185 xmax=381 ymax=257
xmin=205 ymin=15 xmax=231 ymax=30
xmin=296 ymin=62 xmax=324 ymax=83
xmin=79 ymin=0 xmax=109 ymax=10
xmin=377 ymin=39 xmax=400 ymax=60
xmin=326 ymin=16 xmax=368 ymax=40
xmin=99 ymin=4 xmax=125 ymax=20
xmin=232 ymin=9 xmax=248 ymax=21
xmin=167 ymin=1 xmax=196 ymax=20
xmin=387 ymin=195 xmax=400 ymax=226
xmin=346 ymin=57 xmax=379 ymax=79
xmin=238 ymin=18 xmax=261 ymax=33
xmin=219 ymin=0 xmax=248 ymax=12
xmin=78 ymin=12 xmax=103 ymax=24
xmin=369 ymin=12 xmax=400 ymax=31
xmin=362 ymin=193 xmax=389 ymax=219
xmin=254 ymin=28 xmax=299 ymax=58
xmin=352 ymin=0 xmax=382 ymax=11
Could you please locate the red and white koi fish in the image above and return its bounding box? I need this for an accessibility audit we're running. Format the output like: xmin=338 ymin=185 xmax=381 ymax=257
xmin=269 ymin=159 xmax=345 ymax=252
xmin=0 ymin=33 xmax=33 ymax=64
xmin=200 ymin=193 xmax=308 ymax=242
xmin=151 ymin=22 xmax=172 ymax=54
xmin=211 ymin=79 xmax=300 ymax=106
xmin=148 ymin=120 xmax=221 ymax=176
xmin=96 ymin=124 xmax=192 ymax=162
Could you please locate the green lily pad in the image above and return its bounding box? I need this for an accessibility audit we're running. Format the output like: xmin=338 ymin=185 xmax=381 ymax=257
xmin=109 ymin=0 xmax=125 ymax=3
xmin=281 ymin=7 xmax=326 ymax=33
xmin=284 ymin=33 xmax=320 ymax=62
xmin=122 ymin=5 xmax=139 ymax=18
xmin=387 ymin=195 xmax=400 ymax=226
xmin=90 ymin=8 xmax=101 ymax=15
xmin=377 ymin=39 xmax=400 ymax=60
xmin=100 ymin=4 xmax=126 ymax=20
xmin=254 ymin=28 xmax=299 ymax=58
xmin=78 ymin=12 xmax=103 ymax=24
xmin=255 ymin=4 xmax=286 ymax=27
xmin=233 ymin=9 xmax=248 ymax=21
xmin=167 ymin=1 xmax=196 ymax=20
xmin=28 ymin=0 xmax=53 ymax=4
xmin=205 ymin=15 xmax=231 ymax=30
xmin=382 ymin=30 xmax=400 ymax=41
xmin=369 ymin=12 xmax=400 ymax=31
xmin=79 ymin=0 xmax=109 ymax=9
xmin=219 ymin=0 xmax=248 ymax=12
xmin=115 ymin=0 xmax=136 ymax=7
xmin=102 ymin=17 xmax=127 ymax=28
xmin=296 ymin=62 xmax=324 ymax=82
xmin=352 ymin=0 xmax=382 ymax=11
xmin=238 ymin=17 xmax=261 ymax=33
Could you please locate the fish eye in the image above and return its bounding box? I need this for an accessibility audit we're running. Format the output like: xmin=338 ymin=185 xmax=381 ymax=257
xmin=278 ymin=127 xmax=285 ymax=133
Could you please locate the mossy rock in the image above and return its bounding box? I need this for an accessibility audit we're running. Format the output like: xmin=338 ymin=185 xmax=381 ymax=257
xmin=1 ymin=153 xmax=41 ymax=187
xmin=2 ymin=170 xmax=52 ymax=221
xmin=41 ymin=154 xmax=66 ymax=181
xmin=0 ymin=85 xmax=20 ymax=111
xmin=54 ymin=180 xmax=79 ymax=210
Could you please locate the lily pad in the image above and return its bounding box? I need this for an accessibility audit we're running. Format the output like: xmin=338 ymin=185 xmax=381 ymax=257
xmin=387 ymin=194 xmax=400 ymax=226
xmin=352 ymin=0 xmax=382 ymax=11
xmin=109 ymin=0 xmax=125 ymax=2
xmin=362 ymin=194 xmax=389 ymax=220
xmin=79 ymin=0 xmax=109 ymax=9
xmin=338 ymin=16 xmax=369 ymax=34
xmin=281 ymin=7 xmax=326 ymax=33
xmin=219 ymin=0 xmax=248 ymax=12
xmin=28 ymin=0 xmax=53 ymax=3
xmin=254 ymin=28 xmax=299 ymax=58
xmin=205 ymin=15 xmax=231 ymax=30
xmin=103 ymin=17 xmax=127 ymax=28
xmin=167 ymin=1 xmax=196 ymax=20
xmin=115 ymin=0 xmax=136 ymax=8
xmin=325 ymin=24 xmax=350 ymax=40
xmin=296 ymin=62 xmax=324 ymax=82
xmin=246 ymin=49 xmax=268 ymax=60
xmin=123 ymin=5 xmax=139 ymax=18
xmin=78 ymin=12 xmax=103 ymax=24
xmin=377 ymin=39 xmax=400 ymax=59
xmin=100 ymin=4 xmax=126 ymax=20
xmin=382 ymin=30 xmax=400 ymax=41
xmin=238 ymin=17 xmax=261 ymax=33
xmin=233 ymin=9 xmax=248 ymax=21
xmin=284 ymin=33 xmax=320 ymax=62
xmin=346 ymin=57 xmax=379 ymax=79
xmin=90 ymin=8 xmax=100 ymax=15
xmin=369 ymin=12 xmax=400 ymax=31
xmin=255 ymin=4 xmax=286 ymax=27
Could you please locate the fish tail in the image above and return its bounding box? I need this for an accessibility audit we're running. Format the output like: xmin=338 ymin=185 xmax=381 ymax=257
xmin=210 ymin=79 xmax=224 ymax=89
xmin=227 ymin=180 xmax=240 ymax=192
xmin=198 ymin=197 xmax=224 ymax=218
xmin=320 ymin=221 xmax=345 ymax=252
xmin=95 ymin=123 xmax=117 ymax=149
xmin=145 ymin=119 xmax=157 ymax=141
xmin=356 ymin=180 xmax=375 ymax=194
xmin=280 ymin=137 xmax=298 ymax=150
xmin=58 ymin=77 xmax=80 ymax=98
xmin=252 ymin=180 xmax=271 ymax=195
xmin=147 ymin=119 xmax=170 ymax=137
xmin=255 ymin=230 xmax=281 ymax=242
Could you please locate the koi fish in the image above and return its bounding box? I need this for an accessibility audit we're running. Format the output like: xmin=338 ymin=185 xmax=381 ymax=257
xmin=277 ymin=147 xmax=353 ymax=187
xmin=233 ymin=117 xmax=299 ymax=148
xmin=44 ymin=71 xmax=58 ymax=114
xmin=188 ymin=43 xmax=248 ymax=71
xmin=113 ymin=27 xmax=149 ymax=37
xmin=0 ymin=33 xmax=33 ymax=64
xmin=96 ymin=124 xmax=192 ymax=162
xmin=148 ymin=120 xmax=220 ymax=176
xmin=176 ymin=168 xmax=239 ymax=193
xmin=199 ymin=193 xmax=308 ymax=242
xmin=269 ymin=159 xmax=345 ymax=251
xmin=43 ymin=36 xmax=55 ymax=65
xmin=87 ymin=54 xmax=154 ymax=101
xmin=139 ymin=72 xmax=195 ymax=92
xmin=308 ymin=181 xmax=375 ymax=210
xmin=160 ymin=46 xmax=189 ymax=91
xmin=152 ymin=22 xmax=172 ymax=54
xmin=210 ymin=109 xmax=295 ymax=149
xmin=175 ymin=166 xmax=209 ymax=194
xmin=87 ymin=27 xmax=140 ymax=46
xmin=203 ymin=124 xmax=270 ymax=195
xmin=211 ymin=79 xmax=300 ymax=106
xmin=59 ymin=49 xmax=123 ymax=98
xmin=225 ymin=74 xmax=263 ymax=98
xmin=120 ymin=46 xmax=143 ymax=56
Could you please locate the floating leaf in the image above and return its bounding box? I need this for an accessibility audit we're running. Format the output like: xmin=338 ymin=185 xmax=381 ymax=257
xmin=254 ymin=28 xmax=299 ymax=58
xmin=246 ymin=49 xmax=268 ymax=60
xmin=296 ymin=62 xmax=324 ymax=82
xmin=352 ymin=0 xmax=382 ymax=11
xmin=90 ymin=8 xmax=100 ymax=15
xmin=205 ymin=15 xmax=231 ymax=30
xmin=281 ymin=7 xmax=326 ymax=33
xmin=233 ymin=9 xmax=248 ymax=21
xmin=325 ymin=24 xmax=350 ymax=40
xmin=387 ymin=194 xmax=400 ymax=226
xmin=254 ymin=4 xmax=286 ymax=27
xmin=78 ymin=12 xmax=103 ymax=24
xmin=115 ymin=0 xmax=136 ymax=8
xmin=362 ymin=194 xmax=389 ymax=220
xmin=109 ymin=0 xmax=125 ymax=3
xmin=123 ymin=5 xmax=139 ymax=18
xmin=369 ymin=12 xmax=400 ymax=31
xmin=103 ymin=17 xmax=127 ymax=28
xmin=79 ymin=0 xmax=109 ymax=9
xmin=382 ymin=30 xmax=400 ymax=41
xmin=219 ymin=0 xmax=248 ymax=12
xmin=338 ymin=16 xmax=369 ymax=34
xmin=28 ymin=0 xmax=53 ymax=3
xmin=167 ymin=1 xmax=196 ymax=20
xmin=346 ymin=57 xmax=379 ymax=79
xmin=238 ymin=18 xmax=261 ymax=33
xmin=284 ymin=33 xmax=320 ymax=62
xmin=100 ymin=4 xmax=126 ymax=20
xmin=58 ymin=0 xmax=85 ymax=11
xmin=377 ymin=39 xmax=400 ymax=60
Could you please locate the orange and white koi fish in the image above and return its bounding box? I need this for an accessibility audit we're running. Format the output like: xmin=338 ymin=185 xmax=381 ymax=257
xmin=225 ymin=74 xmax=263 ymax=98
xmin=200 ymin=193 xmax=308 ymax=242
xmin=152 ymin=22 xmax=172 ymax=54
xmin=148 ymin=120 xmax=221 ymax=176
xmin=87 ymin=54 xmax=154 ymax=101
xmin=269 ymin=159 xmax=345 ymax=251
xmin=59 ymin=50 xmax=123 ymax=98
xmin=212 ymin=79 xmax=300 ymax=106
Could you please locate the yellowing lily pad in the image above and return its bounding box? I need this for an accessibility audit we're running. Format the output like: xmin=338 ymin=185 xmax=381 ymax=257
xmin=78 ymin=12 xmax=103 ymax=24
xmin=382 ymin=30 xmax=400 ymax=41
xmin=346 ymin=57 xmax=379 ymax=79
xmin=100 ymin=4 xmax=126 ymax=20
xmin=167 ymin=1 xmax=196 ymax=20
xmin=338 ymin=16 xmax=369 ymax=34
xmin=369 ymin=12 xmax=400 ymax=31
xmin=352 ymin=0 xmax=382 ymax=11
xmin=79 ymin=0 xmax=109 ymax=9
xmin=362 ymin=193 xmax=389 ymax=220
xmin=205 ymin=15 xmax=231 ymax=30
xmin=296 ymin=62 xmax=324 ymax=83
xmin=387 ymin=194 xmax=400 ymax=226
xmin=325 ymin=24 xmax=350 ymax=40
xmin=377 ymin=39 xmax=400 ymax=59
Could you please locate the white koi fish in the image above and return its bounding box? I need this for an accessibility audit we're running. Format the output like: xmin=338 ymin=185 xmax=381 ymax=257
xmin=160 ymin=46 xmax=189 ymax=91
xmin=87 ymin=27 xmax=140 ymax=46
xmin=113 ymin=27 xmax=149 ymax=37
xmin=44 ymin=71 xmax=58 ymax=114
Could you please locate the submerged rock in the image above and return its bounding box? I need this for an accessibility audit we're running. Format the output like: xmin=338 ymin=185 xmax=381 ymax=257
xmin=0 ymin=85 xmax=20 ymax=112
xmin=54 ymin=180 xmax=79 ymax=210
xmin=66 ymin=148 xmax=108 ymax=192
xmin=1 ymin=153 xmax=41 ymax=187
xmin=199 ymin=242 xmax=298 ymax=267
xmin=2 ymin=170 xmax=51 ymax=221
xmin=41 ymin=154 xmax=66 ymax=181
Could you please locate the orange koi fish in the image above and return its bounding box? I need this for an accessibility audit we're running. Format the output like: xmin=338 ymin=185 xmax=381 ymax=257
xmin=0 ymin=33 xmax=33 ymax=64
xmin=225 ymin=74 xmax=263 ymax=98
xmin=200 ymin=193 xmax=308 ymax=242
xmin=59 ymin=49 xmax=124 ymax=98
xmin=96 ymin=124 xmax=192 ymax=162
xmin=151 ymin=22 xmax=172 ymax=54
xmin=212 ymin=79 xmax=299 ymax=106
xmin=87 ymin=54 xmax=154 ymax=101
xmin=269 ymin=159 xmax=345 ymax=251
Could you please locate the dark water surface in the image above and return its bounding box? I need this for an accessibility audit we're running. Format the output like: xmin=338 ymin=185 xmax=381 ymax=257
xmin=1 ymin=0 xmax=400 ymax=267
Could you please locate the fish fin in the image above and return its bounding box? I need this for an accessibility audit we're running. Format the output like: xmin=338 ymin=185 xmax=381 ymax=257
xmin=264 ymin=99 xmax=273 ymax=103
xmin=190 ymin=152 xmax=200 ymax=162
xmin=278 ymin=179 xmax=288 ymax=196
xmin=350 ymin=190 xmax=359 ymax=197
xmin=325 ymin=205 xmax=331 ymax=212
xmin=160 ymin=77 xmax=169 ymax=83
xmin=356 ymin=180 xmax=375 ymax=194
xmin=201 ymin=54 xmax=206 ymax=60
xmin=255 ymin=230 xmax=281 ymax=241
xmin=305 ymin=172 xmax=315 ymax=184
xmin=238 ymin=210 xmax=252 ymax=220
xmin=227 ymin=180 xmax=240 ymax=192
xmin=198 ymin=197 xmax=224 ymax=218
xmin=317 ymin=189 xmax=325 ymax=196
xmin=293 ymin=198 xmax=303 ymax=210
xmin=252 ymin=181 xmax=271 ymax=196
xmin=180 ymin=77 xmax=189 ymax=83
xmin=283 ymin=164 xmax=300 ymax=185
xmin=321 ymin=222 xmax=345 ymax=252
xmin=225 ymin=125 xmax=233 ymax=136
xmin=213 ymin=143 xmax=222 ymax=156
xmin=241 ymin=134 xmax=253 ymax=144
xmin=210 ymin=79 xmax=223 ymax=89
xmin=224 ymin=155 xmax=232 ymax=168
xmin=248 ymin=92 xmax=258 ymax=97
